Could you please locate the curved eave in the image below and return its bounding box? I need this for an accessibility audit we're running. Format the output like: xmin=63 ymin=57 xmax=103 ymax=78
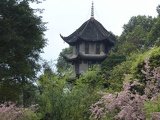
xmin=62 ymin=54 xmax=78 ymax=62
xmin=107 ymin=35 xmax=116 ymax=45
xmin=60 ymin=34 xmax=74 ymax=44
xmin=60 ymin=18 xmax=117 ymax=45
xmin=60 ymin=35 xmax=116 ymax=46
xmin=79 ymin=52 xmax=108 ymax=61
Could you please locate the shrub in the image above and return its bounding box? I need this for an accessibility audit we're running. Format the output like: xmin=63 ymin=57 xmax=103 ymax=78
xmin=0 ymin=102 xmax=39 ymax=120
xmin=106 ymin=53 xmax=138 ymax=92
xmin=132 ymin=47 xmax=160 ymax=82
xmin=90 ymin=57 xmax=160 ymax=120
xmin=144 ymin=98 xmax=160 ymax=119
xmin=37 ymin=71 xmax=102 ymax=120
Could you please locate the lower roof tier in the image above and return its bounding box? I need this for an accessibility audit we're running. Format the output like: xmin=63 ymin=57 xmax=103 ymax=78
xmin=62 ymin=52 xmax=108 ymax=62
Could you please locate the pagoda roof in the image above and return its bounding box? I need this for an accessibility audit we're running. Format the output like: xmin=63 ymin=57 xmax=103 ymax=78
xmin=60 ymin=18 xmax=116 ymax=45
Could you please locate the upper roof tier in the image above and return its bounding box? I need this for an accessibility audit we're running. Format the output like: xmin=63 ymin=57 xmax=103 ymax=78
xmin=60 ymin=17 xmax=116 ymax=45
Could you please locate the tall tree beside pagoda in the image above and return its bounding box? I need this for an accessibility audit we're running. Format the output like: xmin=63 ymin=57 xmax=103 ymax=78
xmin=0 ymin=0 xmax=47 ymax=105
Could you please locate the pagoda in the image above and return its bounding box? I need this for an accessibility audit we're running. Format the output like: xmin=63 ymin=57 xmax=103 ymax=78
xmin=60 ymin=2 xmax=116 ymax=77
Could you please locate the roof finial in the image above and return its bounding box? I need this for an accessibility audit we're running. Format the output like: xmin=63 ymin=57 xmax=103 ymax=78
xmin=91 ymin=1 xmax=94 ymax=18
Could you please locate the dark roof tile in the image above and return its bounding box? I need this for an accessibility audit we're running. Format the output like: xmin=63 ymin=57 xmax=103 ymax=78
xmin=60 ymin=18 xmax=116 ymax=44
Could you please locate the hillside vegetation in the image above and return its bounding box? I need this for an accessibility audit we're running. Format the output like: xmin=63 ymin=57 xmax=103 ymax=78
xmin=0 ymin=1 xmax=160 ymax=120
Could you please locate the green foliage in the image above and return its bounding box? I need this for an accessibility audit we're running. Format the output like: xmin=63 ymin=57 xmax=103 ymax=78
xmin=0 ymin=1 xmax=159 ymax=119
xmin=116 ymin=15 xmax=156 ymax=56
xmin=102 ymin=47 xmax=160 ymax=93
xmin=37 ymin=67 xmax=101 ymax=120
xmin=101 ymin=53 xmax=126 ymax=71
xmin=22 ymin=109 xmax=40 ymax=120
xmin=90 ymin=62 xmax=160 ymax=120
xmin=107 ymin=58 xmax=134 ymax=92
xmin=116 ymin=40 xmax=139 ymax=56
xmin=0 ymin=81 xmax=22 ymax=102
xmin=56 ymin=46 xmax=72 ymax=75
xmin=148 ymin=47 xmax=160 ymax=69
xmin=77 ymin=67 xmax=106 ymax=90
xmin=0 ymin=102 xmax=40 ymax=120
xmin=37 ymin=5 xmax=160 ymax=119
xmin=100 ymin=52 xmax=139 ymax=92
xmin=0 ymin=80 xmax=37 ymax=105
xmin=157 ymin=5 xmax=160 ymax=16
xmin=0 ymin=0 xmax=47 ymax=79
xmin=0 ymin=0 xmax=47 ymax=104
xmin=147 ymin=17 xmax=160 ymax=46
xmin=132 ymin=47 xmax=160 ymax=82
xmin=126 ymin=25 xmax=147 ymax=47
xmin=122 ymin=15 xmax=156 ymax=35
xmin=144 ymin=98 xmax=160 ymax=119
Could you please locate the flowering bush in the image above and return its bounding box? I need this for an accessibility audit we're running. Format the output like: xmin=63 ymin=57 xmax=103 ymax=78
xmin=90 ymin=81 xmax=145 ymax=120
xmin=0 ymin=102 xmax=39 ymax=120
xmin=90 ymin=57 xmax=160 ymax=120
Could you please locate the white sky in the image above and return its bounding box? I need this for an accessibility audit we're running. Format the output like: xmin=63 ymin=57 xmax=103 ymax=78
xmin=31 ymin=0 xmax=159 ymax=62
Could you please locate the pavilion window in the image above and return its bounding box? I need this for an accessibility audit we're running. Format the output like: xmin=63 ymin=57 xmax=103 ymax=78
xmin=85 ymin=43 xmax=89 ymax=54
xmin=96 ymin=43 xmax=100 ymax=54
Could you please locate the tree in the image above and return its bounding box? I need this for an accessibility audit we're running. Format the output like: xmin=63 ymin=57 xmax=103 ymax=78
xmin=56 ymin=46 xmax=72 ymax=75
xmin=122 ymin=15 xmax=156 ymax=35
xmin=156 ymin=4 xmax=160 ymax=16
xmin=37 ymin=64 xmax=101 ymax=120
xmin=101 ymin=54 xmax=126 ymax=71
xmin=0 ymin=0 xmax=47 ymax=105
xmin=147 ymin=17 xmax=160 ymax=46
xmin=113 ymin=15 xmax=156 ymax=57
